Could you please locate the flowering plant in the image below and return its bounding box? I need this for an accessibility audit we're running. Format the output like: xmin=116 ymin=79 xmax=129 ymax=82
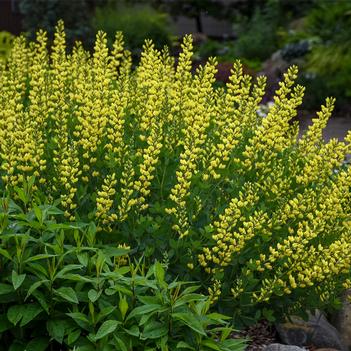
xmin=1 ymin=21 xmax=351 ymax=323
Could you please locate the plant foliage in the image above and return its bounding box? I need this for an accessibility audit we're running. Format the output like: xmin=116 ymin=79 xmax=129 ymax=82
xmin=0 ymin=195 xmax=245 ymax=350
xmin=304 ymin=0 xmax=351 ymax=99
xmin=92 ymin=3 xmax=173 ymax=54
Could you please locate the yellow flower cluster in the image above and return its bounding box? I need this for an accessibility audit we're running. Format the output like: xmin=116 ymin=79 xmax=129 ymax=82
xmin=1 ymin=23 xmax=351 ymax=312
xmin=96 ymin=173 xmax=117 ymax=230
xmin=198 ymin=183 xmax=263 ymax=273
xmin=166 ymin=57 xmax=218 ymax=237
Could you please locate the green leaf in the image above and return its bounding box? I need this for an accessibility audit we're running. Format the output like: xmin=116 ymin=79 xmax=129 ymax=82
xmin=9 ymin=340 xmax=26 ymax=351
xmin=46 ymin=206 xmax=64 ymax=215
xmin=20 ymin=304 xmax=43 ymax=326
xmin=126 ymin=304 xmax=163 ymax=321
xmin=27 ymin=262 xmax=49 ymax=279
xmin=54 ymin=287 xmax=79 ymax=304
xmin=102 ymin=247 xmax=130 ymax=258
xmin=97 ymin=306 xmax=116 ymax=323
xmin=219 ymin=339 xmax=247 ymax=351
xmin=114 ymin=266 xmax=130 ymax=275
xmin=154 ymin=261 xmax=165 ymax=285
xmin=262 ymin=308 xmax=275 ymax=322
xmin=72 ymin=344 xmax=95 ymax=351
xmin=24 ymin=254 xmax=56 ymax=263
xmin=142 ymin=320 xmax=168 ymax=339
xmin=46 ymin=223 xmax=72 ymax=231
xmin=137 ymin=295 xmax=160 ymax=305
xmin=66 ymin=312 xmax=90 ymax=330
xmin=160 ymin=335 xmax=168 ymax=351
xmin=25 ymin=280 xmax=49 ymax=300
xmin=0 ymin=283 xmax=14 ymax=295
xmin=172 ymin=312 xmax=206 ymax=336
xmin=67 ymin=312 xmax=89 ymax=323
xmin=26 ymin=220 xmax=42 ymax=230
xmin=0 ymin=248 xmax=12 ymax=260
xmin=33 ymin=205 xmax=43 ymax=224
xmin=176 ymin=341 xmax=195 ymax=350
xmin=95 ymin=320 xmax=120 ymax=340
xmin=179 ymin=285 xmax=201 ymax=296
xmin=26 ymin=337 xmax=49 ymax=351
xmin=220 ymin=327 xmax=232 ymax=341
xmin=207 ymin=313 xmax=231 ymax=323
xmin=54 ymin=264 xmax=83 ymax=280
xmin=7 ymin=304 xmax=43 ymax=326
xmin=67 ymin=329 xmax=81 ymax=345
xmin=139 ymin=312 xmax=154 ymax=326
xmin=63 ymin=273 xmax=93 ymax=283
xmin=124 ymin=325 xmax=139 ymax=337
xmin=113 ymin=336 xmax=128 ymax=351
xmin=119 ymin=296 xmax=129 ymax=320
xmin=88 ymin=289 xmax=101 ymax=303
xmin=201 ymin=339 xmax=221 ymax=350
xmin=15 ymin=187 xmax=28 ymax=205
xmin=7 ymin=305 xmax=23 ymax=325
xmin=32 ymin=290 xmax=49 ymax=313
xmin=77 ymin=252 xmax=89 ymax=267
xmin=173 ymin=293 xmax=206 ymax=309
xmin=47 ymin=319 xmax=66 ymax=343
xmin=105 ymin=283 xmax=132 ymax=296
xmin=12 ymin=271 xmax=26 ymax=290
xmin=27 ymin=175 xmax=36 ymax=190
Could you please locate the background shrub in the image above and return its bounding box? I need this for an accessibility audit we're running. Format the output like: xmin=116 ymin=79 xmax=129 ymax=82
xmin=92 ymin=3 xmax=174 ymax=54
xmin=19 ymin=0 xmax=95 ymax=47
xmin=232 ymin=2 xmax=280 ymax=61
xmin=303 ymin=1 xmax=351 ymax=102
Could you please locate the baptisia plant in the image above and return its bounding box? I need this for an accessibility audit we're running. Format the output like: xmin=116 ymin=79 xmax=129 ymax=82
xmin=1 ymin=21 xmax=351 ymax=325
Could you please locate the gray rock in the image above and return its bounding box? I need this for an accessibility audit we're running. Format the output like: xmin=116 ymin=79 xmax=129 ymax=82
xmin=276 ymin=311 xmax=347 ymax=351
xmin=264 ymin=344 xmax=306 ymax=351
xmin=332 ymin=289 xmax=351 ymax=348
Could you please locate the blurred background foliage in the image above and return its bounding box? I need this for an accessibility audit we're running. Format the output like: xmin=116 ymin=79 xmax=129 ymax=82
xmin=303 ymin=1 xmax=351 ymax=105
xmin=18 ymin=0 xmax=97 ymax=46
xmin=92 ymin=1 xmax=174 ymax=55
xmin=0 ymin=0 xmax=350 ymax=112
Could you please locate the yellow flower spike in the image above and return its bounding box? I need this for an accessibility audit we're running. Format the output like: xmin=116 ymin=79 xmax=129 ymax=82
xmin=109 ymin=31 xmax=125 ymax=77
xmin=299 ymin=97 xmax=335 ymax=154
xmin=96 ymin=173 xmax=117 ymax=230
xmin=167 ymin=57 xmax=218 ymax=237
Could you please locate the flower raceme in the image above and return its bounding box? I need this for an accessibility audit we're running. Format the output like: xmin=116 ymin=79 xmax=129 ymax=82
xmin=1 ymin=21 xmax=351 ymax=318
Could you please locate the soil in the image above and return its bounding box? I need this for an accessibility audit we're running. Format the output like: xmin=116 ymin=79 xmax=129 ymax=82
xmin=231 ymin=320 xmax=322 ymax=351
xmin=231 ymin=320 xmax=277 ymax=350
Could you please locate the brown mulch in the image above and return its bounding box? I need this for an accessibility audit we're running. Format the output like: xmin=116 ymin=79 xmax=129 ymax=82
xmin=231 ymin=320 xmax=319 ymax=350
xmin=231 ymin=320 xmax=277 ymax=350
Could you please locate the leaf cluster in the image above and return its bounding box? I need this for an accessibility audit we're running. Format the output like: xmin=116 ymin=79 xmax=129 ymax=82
xmin=0 ymin=194 xmax=246 ymax=351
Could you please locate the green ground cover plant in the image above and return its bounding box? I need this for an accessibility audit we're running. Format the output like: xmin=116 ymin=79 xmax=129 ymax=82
xmin=1 ymin=21 xmax=351 ymax=336
xmin=0 ymin=190 xmax=245 ymax=350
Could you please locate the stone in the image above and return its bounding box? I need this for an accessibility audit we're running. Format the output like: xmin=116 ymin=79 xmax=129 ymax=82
xmin=315 ymin=349 xmax=341 ymax=351
xmin=276 ymin=311 xmax=347 ymax=351
xmin=264 ymin=344 xmax=306 ymax=351
xmin=331 ymin=289 xmax=351 ymax=348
